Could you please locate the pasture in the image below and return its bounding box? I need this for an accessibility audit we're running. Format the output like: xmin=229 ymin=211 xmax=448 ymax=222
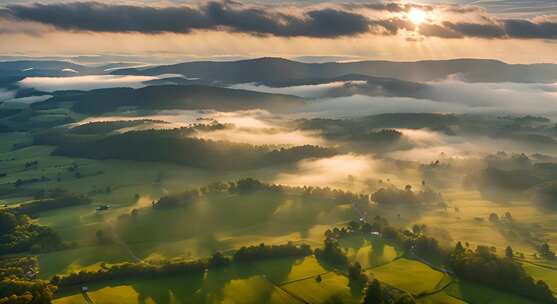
xmin=366 ymin=258 xmax=446 ymax=296
xmin=339 ymin=234 xmax=401 ymax=269
xmin=53 ymin=266 xmax=300 ymax=304
xmin=444 ymin=280 xmax=538 ymax=304
xmin=32 ymin=186 xmax=355 ymax=278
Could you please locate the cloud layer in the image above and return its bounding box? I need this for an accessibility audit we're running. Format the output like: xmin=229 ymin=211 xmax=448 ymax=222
xmin=18 ymin=74 xmax=179 ymax=91
xmin=292 ymin=80 xmax=557 ymax=118
xmin=4 ymin=1 xmax=557 ymax=40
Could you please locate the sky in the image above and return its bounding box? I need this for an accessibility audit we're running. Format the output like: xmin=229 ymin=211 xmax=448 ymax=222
xmin=0 ymin=0 xmax=556 ymax=63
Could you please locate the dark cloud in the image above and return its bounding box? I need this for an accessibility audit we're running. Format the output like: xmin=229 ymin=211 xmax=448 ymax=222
xmin=503 ymin=19 xmax=557 ymax=39
xmin=418 ymin=23 xmax=463 ymax=39
xmin=7 ymin=2 xmax=212 ymax=34
xmin=444 ymin=22 xmax=506 ymax=38
xmin=204 ymin=2 xmax=371 ymax=37
xmin=6 ymin=1 xmax=373 ymax=38
xmin=3 ymin=1 xmax=557 ymax=40
xmin=341 ymin=3 xmax=432 ymax=13
xmin=421 ymin=20 xmax=557 ymax=39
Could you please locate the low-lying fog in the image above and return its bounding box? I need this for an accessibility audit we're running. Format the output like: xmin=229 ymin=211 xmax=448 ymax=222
xmin=234 ymin=80 xmax=557 ymax=118
xmin=18 ymin=74 xmax=185 ymax=91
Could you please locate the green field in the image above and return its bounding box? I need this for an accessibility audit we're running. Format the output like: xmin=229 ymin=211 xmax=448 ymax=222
xmin=521 ymin=262 xmax=557 ymax=293
xmin=281 ymin=272 xmax=362 ymax=304
xmin=0 ymin=133 xmax=358 ymax=278
xmin=366 ymin=258 xmax=446 ymax=296
xmin=414 ymin=190 xmax=557 ymax=256
xmin=339 ymin=234 xmax=401 ymax=269
xmin=445 ymin=280 xmax=538 ymax=304
xmin=53 ymin=266 xmax=301 ymax=304
xmin=417 ymin=292 xmax=467 ymax=304
xmin=252 ymin=256 xmax=329 ymax=284
xmin=31 ymin=186 xmax=355 ymax=277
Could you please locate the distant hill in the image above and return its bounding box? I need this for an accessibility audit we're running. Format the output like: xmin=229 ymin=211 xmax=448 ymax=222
xmin=113 ymin=57 xmax=557 ymax=84
xmin=33 ymin=85 xmax=305 ymax=114
xmin=0 ymin=60 xmax=108 ymax=77
xmin=263 ymin=74 xmax=434 ymax=99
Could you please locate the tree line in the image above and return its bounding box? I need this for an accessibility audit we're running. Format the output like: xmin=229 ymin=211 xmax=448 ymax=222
xmin=53 ymin=242 xmax=311 ymax=287
xmin=330 ymin=219 xmax=557 ymax=304
xmin=0 ymin=209 xmax=64 ymax=255
xmin=34 ymin=128 xmax=335 ymax=170
xmin=0 ymin=257 xmax=57 ymax=304
xmin=153 ymin=178 xmax=369 ymax=209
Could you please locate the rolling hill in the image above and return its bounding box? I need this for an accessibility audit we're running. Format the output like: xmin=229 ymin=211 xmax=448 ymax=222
xmin=112 ymin=57 xmax=557 ymax=84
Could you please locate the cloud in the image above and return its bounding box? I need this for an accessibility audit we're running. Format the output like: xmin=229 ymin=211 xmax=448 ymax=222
xmin=229 ymin=81 xmax=367 ymax=98
xmin=194 ymin=127 xmax=326 ymax=146
xmin=5 ymin=1 xmax=374 ymax=38
xmin=3 ymin=95 xmax=52 ymax=104
xmin=243 ymin=79 xmax=555 ymax=118
xmin=0 ymin=89 xmax=16 ymax=101
xmin=18 ymin=74 xmax=174 ymax=91
xmin=0 ymin=89 xmax=51 ymax=104
xmin=274 ymin=154 xmax=386 ymax=192
xmin=70 ymin=108 xmax=326 ymax=146
xmin=4 ymin=1 xmax=557 ymax=40
xmin=427 ymin=80 xmax=557 ymax=115
xmin=503 ymin=19 xmax=557 ymax=39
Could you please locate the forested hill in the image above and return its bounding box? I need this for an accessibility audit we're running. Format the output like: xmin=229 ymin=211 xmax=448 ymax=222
xmin=32 ymin=85 xmax=305 ymax=115
xmin=112 ymin=57 xmax=557 ymax=84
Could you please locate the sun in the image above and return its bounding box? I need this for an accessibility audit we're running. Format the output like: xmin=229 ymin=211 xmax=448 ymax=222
xmin=408 ymin=8 xmax=426 ymax=25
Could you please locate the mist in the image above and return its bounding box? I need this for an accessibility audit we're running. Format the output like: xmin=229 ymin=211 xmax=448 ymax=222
xmin=230 ymin=81 xmax=367 ymax=98
xmin=231 ymin=79 xmax=557 ymax=118
xmin=18 ymin=74 xmax=184 ymax=92
xmin=273 ymin=154 xmax=410 ymax=192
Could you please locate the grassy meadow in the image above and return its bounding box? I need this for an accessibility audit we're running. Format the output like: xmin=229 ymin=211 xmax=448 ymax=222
xmin=1 ymin=131 xmax=557 ymax=304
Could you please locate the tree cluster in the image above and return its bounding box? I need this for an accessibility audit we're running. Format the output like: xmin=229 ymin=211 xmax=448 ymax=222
xmin=16 ymin=189 xmax=90 ymax=216
xmin=0 ymin=257 xmax=57 ymax=304
xmin=451 ymin=243 xmax=557 ymax=304
xmin=233 ymin=242 xmax=312 ymax=263
xmin=35 ymin=128 xmax=335 ymax=170
xmin=362 ymin=279 xmax=416 ymax=304
xmin=0 ymin=210 xmax=64 ymax=254
xmin=371 ymin=185 xmax=444 ymax=208
xmin=53 ymin=260 xmax=206 ymax=287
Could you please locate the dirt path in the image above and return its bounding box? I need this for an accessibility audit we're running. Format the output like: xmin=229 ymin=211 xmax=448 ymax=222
xmin=107 ymin=220 xmax=141 ymax=262
xmin=81 ymin=292 xmax=94 ymax=304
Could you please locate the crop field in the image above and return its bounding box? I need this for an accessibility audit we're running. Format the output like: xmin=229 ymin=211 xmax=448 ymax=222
xmin=339 ymin=234 xmax=401 ymax=269
xmin=366 ymin=258 xmax=446 ymax=296
xmin=521 ymin=262 xmax=557 ymax=292
xmin=416 ymin=190 xmax=557 ymax=255
xmin=252 ymin=256 xmax=329 ymax=284
xmin=281 ymin=271 xmax=362 ymax=304
xmin=53 ymin=267 xmax=300 ymax=304
xmin=444 ymin=280 xmax=538 ymax=304
xmin=416 ymin=292 xmax=467 ymax=304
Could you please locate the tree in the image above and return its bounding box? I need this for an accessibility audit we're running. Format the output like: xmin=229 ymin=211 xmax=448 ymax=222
xmin=362 ymin=279 xmax=383 ymax=304
xmin=505 ymin=246 xmax=514 ymax=258
xmin=454 ymin=241 xmax=465 ymax=255
xmin=209 ymin=252 xmax=230 ymax=268
xmin=396 ymin=295 xmax=416 ymax=304
xmin=538 ymin=243 xmax=556 ymax=260
xmin=0 ymin=211 xmax=17 ymax=234
xmin=412 ymin=224 xmax=426 ymax=236
xmin=489 ymin=213 xmax=500 ymax=223
xmin=348 ymin=262 xmax=366 ymax=283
